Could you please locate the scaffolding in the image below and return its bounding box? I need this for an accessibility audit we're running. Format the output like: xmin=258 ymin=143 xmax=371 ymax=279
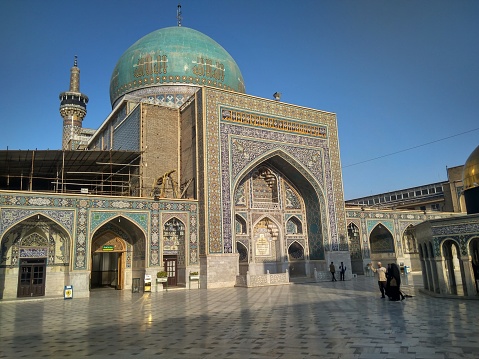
xmin=0 ymin=149 xmax=142 ymax=197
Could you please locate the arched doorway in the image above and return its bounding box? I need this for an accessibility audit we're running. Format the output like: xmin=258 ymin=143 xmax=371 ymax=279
xmin=0 ymin=214 xmax=70 ymax=299
xmin=162 ymin=217 xmax=186 ymax=287
xmin=288 ymin=241 xmax=305 ymax=277
xmin=91 ymin=234 xmax=126 ymax=289
xmin=90 ymin=216 xmax=146 ymax=291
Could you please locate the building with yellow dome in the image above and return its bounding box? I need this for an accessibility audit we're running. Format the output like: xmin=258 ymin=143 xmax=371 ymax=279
xmin=412 ymin=145 xmax=479 ymax=297
xmin=0 ymin=20 xmax=475 ymax=300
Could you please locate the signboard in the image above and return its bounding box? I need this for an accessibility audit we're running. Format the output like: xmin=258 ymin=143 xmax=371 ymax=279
xmin=64 ymin=285 xmax=73 ymax=299
xmin=102 ymin=245 xmax=114 ymax=251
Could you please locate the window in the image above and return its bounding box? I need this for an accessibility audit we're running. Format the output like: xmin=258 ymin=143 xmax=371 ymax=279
xmin=403 ymin=193 xmax=409 ymax=199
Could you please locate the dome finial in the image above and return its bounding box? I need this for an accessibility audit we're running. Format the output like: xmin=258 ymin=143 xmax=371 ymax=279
xmin=74 ymin=55 xmax=78 ymax=67
xmin=177 ymin=3 xmax=182 ymax=27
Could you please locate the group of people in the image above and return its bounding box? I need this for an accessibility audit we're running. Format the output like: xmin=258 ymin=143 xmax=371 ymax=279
xmin=329 ymin=261 xmax=346 ymax=281
xmin=369 ymin=261 xmax=405 ymax=301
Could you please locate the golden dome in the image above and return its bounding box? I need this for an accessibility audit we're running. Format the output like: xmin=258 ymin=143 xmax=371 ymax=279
xmin=463 ymin=144 xmax=479 ymax=190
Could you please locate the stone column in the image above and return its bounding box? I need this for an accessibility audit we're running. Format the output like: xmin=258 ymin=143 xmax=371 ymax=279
xmin=434 ymin=258 xmax=448 ymax=294
xmin=460 ymin=257 xmax=477 ymax=296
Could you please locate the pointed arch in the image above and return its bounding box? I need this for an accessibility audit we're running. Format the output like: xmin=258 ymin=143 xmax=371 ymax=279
xmin=402 ymin=224 xmax=417 ymax=254
xmin=288 ymin=241 xmax=305 ymax=260
xmin=232 ymin=149 xmax=328 ymax=260
xmin=1 ymin=211 xmax=72 ymax=240
xmin=1 ymin=213 xmax=71 ymax=268
xmin=369 ymin=223 xmax=394 ymax=254
xmin=91 ymin=215 xmax=146 ymax=290
xmin=91 ymin=215 xmax=145 ymax=244
xmin=236 ymin=241 xmax=248 ymax=262
xmin=251 ymin=166 xmax=279 ymax=203
xmin=441 ymin=239 xmax=463 ymax=295
xmin=252 ymin=216 xmax=281 ymax=261
xmin=235 ymin=214 xmax=247 ymax=235
xmin=286 ymin=216 xmax=303 ymax=235
xmin=162 ymin=216 xmax=186 ymax=256
xmin=90 ymin=212 xmax=148 ymax=240
xmin=347 ymin=222 xmax=361 ymax=259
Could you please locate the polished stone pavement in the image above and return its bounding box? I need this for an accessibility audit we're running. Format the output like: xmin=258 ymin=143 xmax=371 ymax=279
xmin=1 ymin=274 xmax=478 ymax=359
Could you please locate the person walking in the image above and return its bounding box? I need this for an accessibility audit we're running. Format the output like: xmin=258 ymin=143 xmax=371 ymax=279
xmin=386 ymin=263 xmax=404 ymax=301
xmin=339 ymin=262 xmax=346 ymax=281
xmin=370 ymin=261 xmax=387 ymax=298
xmin=329 ymin=262 xmax=337 ymax=281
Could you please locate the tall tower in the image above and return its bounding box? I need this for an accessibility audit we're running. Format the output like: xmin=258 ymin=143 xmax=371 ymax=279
xmin=59 ymin=56 xmax=89 ymax=150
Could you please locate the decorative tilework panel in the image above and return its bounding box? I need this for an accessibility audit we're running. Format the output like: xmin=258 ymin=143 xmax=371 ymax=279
xmin=1 ymin=208 xmax=74 ymax=236
xmin=113 ymin=105 xmax=140 ymax=150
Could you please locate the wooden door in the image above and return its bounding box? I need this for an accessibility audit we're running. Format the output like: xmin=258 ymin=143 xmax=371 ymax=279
xmin=164 ymin=256 xmax=177 ymax=286
xmin=17 ymin=259 xmax=46 ymax=297
xmin=116 ymin=253 xmax=123 ymax=290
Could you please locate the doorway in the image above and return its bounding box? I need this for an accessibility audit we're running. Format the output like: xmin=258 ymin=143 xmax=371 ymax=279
xmin=164 ymin=255 xmax=178 ymax=286
xmin=91 ymin=252 xmax=124 ymax=289
xmin=17 ymin=258 xmax=46 ymax=297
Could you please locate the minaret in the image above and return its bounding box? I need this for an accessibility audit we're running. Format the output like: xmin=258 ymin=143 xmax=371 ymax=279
xmin=59 ymin=56 xmax=89 ymax=150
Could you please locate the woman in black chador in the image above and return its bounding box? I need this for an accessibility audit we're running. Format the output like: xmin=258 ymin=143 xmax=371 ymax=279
xmin=386 ymin=263 xmax=404 ymax=301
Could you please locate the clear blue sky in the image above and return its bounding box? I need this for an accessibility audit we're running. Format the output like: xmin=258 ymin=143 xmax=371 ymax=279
xmin=1 ymin=0 xmax=478 ymax=200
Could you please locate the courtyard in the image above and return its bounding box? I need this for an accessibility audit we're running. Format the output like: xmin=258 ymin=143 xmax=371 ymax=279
xmin=0 ymin=274 xmax=478 ymax=359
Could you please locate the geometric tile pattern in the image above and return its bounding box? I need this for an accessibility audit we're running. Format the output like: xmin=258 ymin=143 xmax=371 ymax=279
xmin=204 ymin=88 xmax=347 ymax=256
xmin=0 ymin=193 xmax=198 ymax=270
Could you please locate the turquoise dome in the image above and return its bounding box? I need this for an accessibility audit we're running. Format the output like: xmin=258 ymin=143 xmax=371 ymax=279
xmin=110 ymin=26 xmax=245 ymax=106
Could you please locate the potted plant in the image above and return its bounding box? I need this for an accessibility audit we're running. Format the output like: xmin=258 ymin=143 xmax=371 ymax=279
xmin=156 ymin=270 xmax=168 ymax=283
xmin=189 ymin=271 xmax=200 ymax=281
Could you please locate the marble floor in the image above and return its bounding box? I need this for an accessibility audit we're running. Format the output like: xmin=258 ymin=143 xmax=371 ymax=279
xmin=1 ymin=274 xmax=478 ymax=359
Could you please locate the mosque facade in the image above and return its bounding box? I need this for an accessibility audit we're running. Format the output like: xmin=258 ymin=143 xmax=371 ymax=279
xmin=1 ymin=24 xmax=477 ymax=300
xmin=0 ymin=26 xmax=349 ymax=299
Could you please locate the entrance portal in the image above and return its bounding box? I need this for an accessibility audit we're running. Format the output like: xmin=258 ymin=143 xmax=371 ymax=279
xmin=91 ymin=236 xmax=126 ymax=290
xmin=91 ymin=252 xmax=123 ymax=289
xmin=17 ymin=258 xmax=46 ymax=297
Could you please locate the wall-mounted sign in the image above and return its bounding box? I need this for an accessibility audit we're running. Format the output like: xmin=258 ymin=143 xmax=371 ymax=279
xmin=102 ymin=245 xmax=114 ymax=251
xmin=255 ymin=234 xmax=271 ymax=256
